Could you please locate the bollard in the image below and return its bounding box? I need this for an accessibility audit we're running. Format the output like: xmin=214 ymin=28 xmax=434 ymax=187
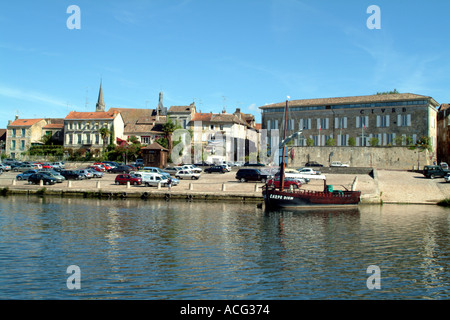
xmin=222 ymin=183 xmax=226 ymax=191
xmin=96 ymin=181 xmax=101 ymax=189
xmin=67 ymin=180 xmax=72 ymax=188
xmin=189 ymin=183 xmax=193 ymax=191
xmin=254 ymin=184 xmax=258 ymax=192
xmin=157 ymin=182 xmax=161 ymax=190
xmin=127 ymin=181 xmax=131 ymax=189
xmin=40 ymin=180 xmax=44 ymax=187
xmin=12 ymin=179 xmax=16 ymax=186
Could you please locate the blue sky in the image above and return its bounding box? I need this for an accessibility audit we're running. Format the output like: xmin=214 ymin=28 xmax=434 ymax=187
xmin=1 ymin=0 xmax=450 ymax=128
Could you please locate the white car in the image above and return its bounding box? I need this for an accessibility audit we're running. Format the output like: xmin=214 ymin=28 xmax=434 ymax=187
xmin=163 ymin=166 xmax=183 ymax=176
xmin=135 ymin=172 xmax=170 ymax=187
xmin=181 ymin=164 xmax=202 ymax=173
xmin=444 ymin=174 xmax=450 ymax=183
xmin=176 ymin=169 xmax=201 ymax=180
xmin=330 ymin=161 xmax=349 ymax=167
xmin=298 ymin=167 xmax=320 ymax=175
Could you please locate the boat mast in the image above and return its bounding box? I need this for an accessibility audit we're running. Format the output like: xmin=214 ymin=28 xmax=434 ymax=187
xmin=280 ymin=99 xmax=289 ymax=191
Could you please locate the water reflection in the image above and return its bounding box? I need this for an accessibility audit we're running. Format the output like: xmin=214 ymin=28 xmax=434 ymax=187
xmin=0 ymin=195 xmax=449 ymax=299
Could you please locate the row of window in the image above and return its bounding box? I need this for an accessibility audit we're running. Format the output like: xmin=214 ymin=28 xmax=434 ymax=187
xmin=10 ymin=128 xmax=26 ymax=138
xmin=282 ymin=133 xmax=420 ymax=147
xmin=10 ymin=140 xmax=26 ymax=151
xmin=262 ymin=100 xmax=429 ymax=113
xmin=66 ymin=121 xmax=110 ymax=131
xmin=66 ymin=134 xmax=103 ymax=145
xmin=266 ymin=115 xmax=412 ymax=131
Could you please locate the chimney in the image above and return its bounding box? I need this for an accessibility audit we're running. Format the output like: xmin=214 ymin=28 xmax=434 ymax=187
xmin=15 ymin=115 xmax=19 ymax=120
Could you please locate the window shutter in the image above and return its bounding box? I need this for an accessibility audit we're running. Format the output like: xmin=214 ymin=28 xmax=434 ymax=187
xmin=386 ymin=115 xmax=390 ymax=127
xmin=376 ymin=115 xmax=381 ymax=127
xmin=365 ymin=116 xmax=369 ymax=128
xmin=356 ymin=117 xmax=360 ymax=128
xmin=397 ymin=114 xmax=401 ymax=127
xmin=407 ymin=114 xmax=411 ymax=126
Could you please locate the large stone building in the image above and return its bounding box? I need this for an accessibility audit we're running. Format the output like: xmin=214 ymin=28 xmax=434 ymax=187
xmin=260 ymin=93 xmax=439 ymax=162
xmin=437 ymin=104 xmax=450 ymax=164
xmin=5 ymin=117 xmax=64 ymax=159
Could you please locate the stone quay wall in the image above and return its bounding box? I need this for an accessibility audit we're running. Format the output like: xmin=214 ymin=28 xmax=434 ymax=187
xmin=288 ymin=146 xmax=432 ymax=170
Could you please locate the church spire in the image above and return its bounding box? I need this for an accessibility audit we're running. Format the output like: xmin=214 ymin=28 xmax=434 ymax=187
xmin=96 ymin=80 xmax=105 ymax=112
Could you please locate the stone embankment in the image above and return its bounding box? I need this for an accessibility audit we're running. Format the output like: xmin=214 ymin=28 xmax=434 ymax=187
xmin=0 ymin=166 xmax=448 ymax=205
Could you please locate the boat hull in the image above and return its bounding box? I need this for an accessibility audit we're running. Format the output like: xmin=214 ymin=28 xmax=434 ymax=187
xmin=263 ymin=187 xmax=361 ymax=209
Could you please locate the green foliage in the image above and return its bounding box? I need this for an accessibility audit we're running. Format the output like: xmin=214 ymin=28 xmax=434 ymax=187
xmin=348 ymin=137 xmax=356 ymax=147
xmin=376 ymin=89 xmax=399 ymax=95
xmin=369 ymin=137 xmax=379 ymax=147
xmin=306 ymin=138 xmax=314 ymax=147
xmin=325 ymin=138 xmax=336 ymax=146
xmin=408 ymin=136 xmax=432 ymax=152
xmin=437 ymin=198 xmax=450 ymax=207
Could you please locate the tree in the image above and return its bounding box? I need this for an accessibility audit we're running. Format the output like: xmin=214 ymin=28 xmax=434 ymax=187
xmin=369 ymin=137 xmax=379 ymax=147
xmin=306 ymin=138 xmax=314 ymax=147
xmin=376 ymin=89 xmax=400 ymax=95
xmin=162 ymin=118 xmax=176 ymax=153
xmin=409 ymin=136 xmax=432 ymax=170
xmin=325 ymin=138 xmax=336 ymax=146
xmin=348 ymin=137 xmax=356 ymax=146
xmin=98 ymin=127 xmax=110 ymax=153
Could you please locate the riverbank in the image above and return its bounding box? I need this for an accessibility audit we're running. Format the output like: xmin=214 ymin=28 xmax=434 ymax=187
xmin=0 ymin=168 xmax=448 ymax=205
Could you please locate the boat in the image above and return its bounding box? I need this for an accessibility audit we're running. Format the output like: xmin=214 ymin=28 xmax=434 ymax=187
xmin=262 ymin=98 xmax=361 ymax=209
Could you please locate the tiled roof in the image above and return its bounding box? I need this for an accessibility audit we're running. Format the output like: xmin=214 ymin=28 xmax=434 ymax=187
xmin=65 ymin=111 xmax=118 ymax=120
xmin=0 ymin=129 xmax=6 ymax=140
xmin=108 ymin=108 xmax=153 ymax=124
xmin=168 ymin=105 xmax=194 ymax=113
xmin=191 ymin=113 xmax=212 ymax=122
xmin=142 ymin=142 xmax=168 ymax=151
xmin=8 ymin=119 xmax=44 ymax=127
xmin=255 ymin=123 xmax=262 ymax=130
xmin=43 ymin=123 xmax=64 ymax=129
xmin=259 ymin=93 xmax=438 ymax=109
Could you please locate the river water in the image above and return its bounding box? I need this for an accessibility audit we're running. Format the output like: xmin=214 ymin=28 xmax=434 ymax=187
xmin=0 ymin=195 xmax=449 ymax=300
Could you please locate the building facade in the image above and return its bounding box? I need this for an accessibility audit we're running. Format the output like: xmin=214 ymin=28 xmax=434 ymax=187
xmin=437 ymin=104 xmax=450 ymax=164
xmin=260 ymin=93 xmax=439 ymax=161
xmin=63 ymin=111 xmax=124 ymax=152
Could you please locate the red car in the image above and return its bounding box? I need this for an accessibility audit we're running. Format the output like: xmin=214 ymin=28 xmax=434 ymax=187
xmin=88 ymin=165 xmax=104 ymax=172
xmin=267 ymin=177 xmax=302 ymax=189
xmin=94 ymin=162 xmax=111 ymax=170
xmin=115 ymin=174 xmax=142 ymax=185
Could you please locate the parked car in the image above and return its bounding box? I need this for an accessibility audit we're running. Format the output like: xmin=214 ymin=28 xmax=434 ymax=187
xmin=181 ymin=164 xmax=202 ymax=173
xmin=422 ymin=165 xmax=450 ymax=179
xmin=115 ymin=174 xmax=142 ymax=185
xmin=103 ymin=161 xmax=119 ymax=169
xmin=76 ymin=169 xmax=94 ymax=179
xmin=134 ymin=172 xmax=169 ymax=187
xmin=142 ymin=167 xmax=171 ymax=179
xmin=0 ymin=164 xmax=11 ymax=171
xmin=194 ymin=161 xmax=213 ymax=167
xmin=60 ymin=170 xmax=85 ymax=180
xmin=86 ymin=168 xmax=104 ymax=178
xmin=28 ymin=173 xmax=57 ymax=185
xmin=162 ymin=166 xmax=183 ymax=176
xmin=13 ymin=164 xmax=36 ymax=172
xmin=204 ymin=165 xmax=227 ymax=174
xmin=235 ymin=168 xmax=270 ymax=183
xmin=267 ymin=177 xmax=302 ymax=189
xmin=52 ymin=162 xmax=65 ymax=169
xmin=243 ymin=162 xmax=265 ymax=167
xmin=16 ymin=169 xmax=38 ymax=181
xmin=305 ymin=161 xmax=323 ymax=167
xmin=175 ymin=169 xmax=201 ymax=180
xmin=275 ymin=170 xmax=310 ymax=184
xmin=444 ymin=173 xmax=450 ymax=183
xmin=330 ymin=161 xmax=349 ymax=167
xmin=298 ymin=167 xmax=321 ymax=175
xmin=108 ymin=165 xmax=133 ymax=174
xmin=39 ymin=171 xmax=65 ymax=183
